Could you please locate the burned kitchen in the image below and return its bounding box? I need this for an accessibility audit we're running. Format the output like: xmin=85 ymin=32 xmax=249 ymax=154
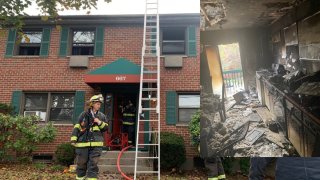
xmin=200 ymin=0 xmax=320 ymax=157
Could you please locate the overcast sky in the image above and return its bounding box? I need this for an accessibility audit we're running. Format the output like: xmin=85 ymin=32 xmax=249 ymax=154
xmin=24 ymin=0 xmax=199 ymax=15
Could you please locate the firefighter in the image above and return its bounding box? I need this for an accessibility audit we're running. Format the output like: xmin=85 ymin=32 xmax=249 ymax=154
xmin=120 ymin=100 xmax=136 ymax=145
xmin=70 ymin=94 xmax=108 ymax=180
xmin=205 ymin=157 xmax=226 ymax=180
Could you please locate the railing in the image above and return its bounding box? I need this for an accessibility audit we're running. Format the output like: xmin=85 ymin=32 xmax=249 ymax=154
xmin=223 ymin=69 xmax=244 ymax=97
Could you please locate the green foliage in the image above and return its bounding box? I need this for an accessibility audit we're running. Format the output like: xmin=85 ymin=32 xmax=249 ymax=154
xmin=239 ymin=157 xmax=250 ymax=175
xmin=189 ymin=110 xmax=200 ymax=147
xmin=0 ymin=0 xmax=112 ymax=29
xmin=0 ymin=114 xmax=56 ymax=162
xmin=0 ymin=103 xmax=13 ymax=115
xmin=160 ymin=132 xmax=186 ymax=170
xmin=222 ymin=157 xmax=234 ymax=175
xmin=222 ymin=157 xmax=250 ymax=175
xmin=55 ymin=143 xmax=75 ymax=166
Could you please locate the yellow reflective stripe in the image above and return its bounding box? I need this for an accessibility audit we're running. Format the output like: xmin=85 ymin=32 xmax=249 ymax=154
xmin=123 ymin=113 xmax=135 ymax=117
xmin=71 ymin=136 xmax=77 ymax=141
xmin=74 ymin=141 xmax=104 ymax=147
xmin=99 ymin=122 xmax=107 ymax=129
xmin=86 ymin=178 xmax=97 ymax=180
xmin=218 ymin=174 xmax=226 ymax=179
xmin=123 ymin=122 xmax=135 ymax=125
xmin=208 ymin=178 xmax=218 ymax=180
xmin=92 ymin=126 xmax=100 ymax=131
xmin=76 ymin=176 xmax=86 ymax=180
xmin=74 ymin=124 xmax=81 ymax=130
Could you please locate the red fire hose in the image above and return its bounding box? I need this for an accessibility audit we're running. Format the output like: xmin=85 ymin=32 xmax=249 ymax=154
xmin=117 ymin=145 xmax=134 ymax=180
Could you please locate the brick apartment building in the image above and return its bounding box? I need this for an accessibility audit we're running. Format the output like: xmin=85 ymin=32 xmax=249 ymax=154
xmin=0 ymin=14 xmax=200 ymax=162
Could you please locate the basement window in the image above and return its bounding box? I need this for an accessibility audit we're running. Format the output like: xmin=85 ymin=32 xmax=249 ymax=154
xmin=72 ymin=30 xmax=95 ymax=55
xmin=178 ymin=94 xmax=200 ymax=123
xmin=18 ymin=30 xmax=42 ymax=55
xmin=162 ymin=28 xmax=186 ymax=55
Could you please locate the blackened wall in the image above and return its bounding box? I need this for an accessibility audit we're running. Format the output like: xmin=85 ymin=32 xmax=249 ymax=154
xmin=270 ymin=0 xmax=320 ymax=74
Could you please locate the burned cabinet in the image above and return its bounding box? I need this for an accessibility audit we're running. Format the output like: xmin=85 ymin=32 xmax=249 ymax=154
xmin=272 ymin=92 xmax=286 ymax=135
xmin=285 ymin=97 xmax=320 ymax=157
xmin=286 ymin=99 xmax=304 ymax=156
xmin=303 ymin=113 xmax=320 ymax=157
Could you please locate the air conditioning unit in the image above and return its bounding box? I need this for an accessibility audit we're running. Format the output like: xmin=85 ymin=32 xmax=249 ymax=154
xmin=24 ymin=111 xmax=46 ymax=121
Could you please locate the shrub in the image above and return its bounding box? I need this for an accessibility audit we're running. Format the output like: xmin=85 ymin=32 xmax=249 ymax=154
xmin=0 ymin=103 xmax=13 ymax=115
xmin=239 ymin=157 xmax=250 ymax=175
xmin=160 ymin=132 xmax=186 ymax=170
xmin=0 ymin=114 xmax=56 ymax=162
xmin=55 ymin=143 xmax=75 ymax=166
xmin=189 ymin=110 xmax=200 ymax=147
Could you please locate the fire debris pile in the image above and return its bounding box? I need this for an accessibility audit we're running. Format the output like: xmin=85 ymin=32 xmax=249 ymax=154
xmin=202 ymin=89 xmax=297 ymax=157
xmin=200 ymin=0 xmax=226 ymax=31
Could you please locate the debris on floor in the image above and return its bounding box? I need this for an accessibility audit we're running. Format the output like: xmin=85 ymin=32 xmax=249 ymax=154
xmin=202 ymin=90 xmax=297 ymax=157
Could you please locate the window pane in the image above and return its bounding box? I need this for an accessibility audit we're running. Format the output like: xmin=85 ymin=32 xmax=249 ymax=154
xmin=179 ymin=108 xmax=198 ymax=122
xmin=162 ymin=42 xmax=185 ymax=54
xmin=179 ymin=95 xmax=200 ymax=108
xmin=25 ymin=94 xmax=48 ymax=111
xmin=51 ymin=94 xmax=75 ymax=108
xmin=21 ymin=31 xmax=42 ymax=43
xmin=72 ymin=46 xmax=94 ymax=55
xmin=50 ymin=108 xmax=74 ymax=121
xmin=50 ymin=93 xmax=74 ymax=121
xmin=73 ymin=31 xmax=95 ymax=43
xmin=163 ymin=28 xmax=185 ymax=41
xmin=19 ymin=46 xmax=40 ymax=55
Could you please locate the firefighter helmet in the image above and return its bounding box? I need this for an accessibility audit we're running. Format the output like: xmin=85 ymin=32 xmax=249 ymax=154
xmin=89 ymin=94 xmax=104 ymax=104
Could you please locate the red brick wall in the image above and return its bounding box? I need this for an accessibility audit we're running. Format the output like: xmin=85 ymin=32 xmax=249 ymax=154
xmin=0 ymin=25 xmax=200 ymax=157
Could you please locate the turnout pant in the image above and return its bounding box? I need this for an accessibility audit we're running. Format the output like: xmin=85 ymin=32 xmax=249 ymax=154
xmin=123 ymin=124 xmax=135 ymax=144
xmin=75 ymin=147 xmax=102 ymax=180
xmin=205 ymin=157 xmax=226 ymax=180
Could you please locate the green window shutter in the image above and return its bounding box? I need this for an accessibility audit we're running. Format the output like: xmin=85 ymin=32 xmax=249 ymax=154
xmin=187 ymin=26 xmax=197 ymax=57
xmin=73 ymin=91 xmax=85 ymax=124
xmin=59 ymin=27 xmax=69 ymax=56
xmin=40 ymin=27 xmax=51 ymax=57
xmin=94 ymin=26 xmax=104 ymax=56
xmin=166 ymin=91 xmax=177 ymax=125
xmin=5 ymin=29 xmax=17 ymax=57
xmin=11 ymin=90 xmax=22 ymax=116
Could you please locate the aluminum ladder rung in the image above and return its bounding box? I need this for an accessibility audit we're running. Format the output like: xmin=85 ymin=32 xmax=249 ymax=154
xmin=139 ymin=119 xmax=159 ymax=122
xmin=142 ymin=88 xmax=157 ymax=91
xmin=145 ymin=39 xmax=157 ymax=42
xmin=146 ymin=26 xmax=157 ymax=28
xmin=145 ymin=46 xmax=156 ymax=49
xmin=136 ymin=171 xmax=159 ymax=174
xmin=143 ymin=70 xmax=157 ymax=74
xmin=138 ymin=131 xmax=158 ymax=133
xmin=144 ymin=55 xmax=157 ymax=58
xmin=136 ymin=156 xmax=159 ymax=159
xmin=141 ymin=97 xmax=157 ymax=100
xmin=137 ymin=144 xmax=159 ymax=146
xmin=141 ymin=107 xmax=157 ymax=110
xmin=146 ymin=32 xmax=157 ymax=35
xmin=143 ymin=79 xmax=157 ymax=83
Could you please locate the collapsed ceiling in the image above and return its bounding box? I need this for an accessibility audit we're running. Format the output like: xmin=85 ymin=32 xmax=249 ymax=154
xmin=200 ymin=0 xmax=306 ymax=31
